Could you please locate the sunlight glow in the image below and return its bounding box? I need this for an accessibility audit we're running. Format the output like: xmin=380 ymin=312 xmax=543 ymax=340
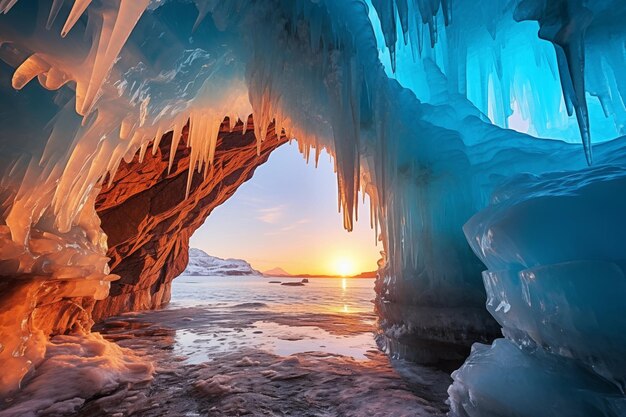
xmin=336 ymin=259 xmax=355 ymax=277
xmin=191 ymin=145 xmax=379 ymax=276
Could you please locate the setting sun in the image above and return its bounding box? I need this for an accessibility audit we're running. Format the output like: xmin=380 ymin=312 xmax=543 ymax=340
xmin=335 ymin=258 xmax=356 ymax=277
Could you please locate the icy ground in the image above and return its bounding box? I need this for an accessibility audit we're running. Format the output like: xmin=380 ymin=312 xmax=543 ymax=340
xmin=1 ymin=277 xmax=451 ymax=416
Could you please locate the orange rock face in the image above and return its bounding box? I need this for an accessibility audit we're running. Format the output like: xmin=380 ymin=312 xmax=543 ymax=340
xmin=93 ymin=118 xmax=286 ymax=321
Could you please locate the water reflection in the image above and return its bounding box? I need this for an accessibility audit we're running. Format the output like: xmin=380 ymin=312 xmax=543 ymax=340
xmin=170 ymin=276 xmax=377 ymax=362
xmin=97 ymin=277 xmax=379 ymax=366
xmin=88 ymin=276 xmax=452 ymax=417
xmin=172 ymin=276 xmax=374 ymax=316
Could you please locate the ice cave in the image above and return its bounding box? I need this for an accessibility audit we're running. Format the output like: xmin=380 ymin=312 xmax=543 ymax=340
xmin=0 ymin=0 xmax=626 ymax=415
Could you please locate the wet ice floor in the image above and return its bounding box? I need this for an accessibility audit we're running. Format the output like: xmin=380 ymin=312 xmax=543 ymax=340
xmin=176 ymin=320 xmax=377 ymax=363
xmin=3 ymin=276 xmax=452 ymax=416
xmin=164 ymin=276 xmax=382 ymax=364
xmin=96 ymin=276 xmax=451 ymax=416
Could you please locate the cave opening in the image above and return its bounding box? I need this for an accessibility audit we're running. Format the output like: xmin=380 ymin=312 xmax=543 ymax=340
xmin=161 ymin=138 xmax=384 ymax=366
xmin=188 ymin=141 xmax=380 ymax=278
xmin=82 ymin=134 xmax=451 ymax=416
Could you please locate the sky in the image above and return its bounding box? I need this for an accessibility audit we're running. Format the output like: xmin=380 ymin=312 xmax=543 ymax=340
xmin=189 ymin=142 xmax=382 ymax=276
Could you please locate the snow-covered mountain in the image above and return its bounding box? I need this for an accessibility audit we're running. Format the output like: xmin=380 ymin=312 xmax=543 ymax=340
xmin=182 ymin=248 xmax=262 ymax=276
xmin=263 ymin=267 xmax=292 ymax=277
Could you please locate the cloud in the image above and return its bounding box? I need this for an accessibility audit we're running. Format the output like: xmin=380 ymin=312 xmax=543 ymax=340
xmin=239 ymin=195 xmax=265 ymax=206
xmin=263 ymin=217 xmax=311 ymax=236
xmin=256 ymin=205 xmax=286 ymax=224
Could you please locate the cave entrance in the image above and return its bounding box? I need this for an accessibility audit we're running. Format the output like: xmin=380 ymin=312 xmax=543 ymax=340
xmin=167 ymin=140 xmax=382 ymax=361
xmin=188 ymin=142 xmax=380 ymax=279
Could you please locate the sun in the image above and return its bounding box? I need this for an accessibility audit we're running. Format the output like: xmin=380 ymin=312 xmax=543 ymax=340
xmin=335 ymin=258 xmax=355 ymax=277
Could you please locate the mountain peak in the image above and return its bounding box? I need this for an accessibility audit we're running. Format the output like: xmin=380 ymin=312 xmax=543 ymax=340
xmin=263 ymin=267 xmax=292 ymax=277
xmin=182 ymin=248 xmax=262 ymax=276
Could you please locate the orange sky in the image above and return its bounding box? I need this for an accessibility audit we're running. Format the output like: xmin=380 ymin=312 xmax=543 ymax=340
xmin=190 ymin=144 xmax=381 ymax=276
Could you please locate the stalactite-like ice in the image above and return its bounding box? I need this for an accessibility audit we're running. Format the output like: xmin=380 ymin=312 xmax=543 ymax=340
xmin=369 ymin=0 xmax=626 ymax=150
xmin=0 ymin=0 xmax=625 ymax=414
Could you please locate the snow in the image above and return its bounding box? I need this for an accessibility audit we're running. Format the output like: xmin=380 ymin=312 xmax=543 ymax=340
xmin=182 ymin=248 xmax=261 ymax=276
xmin=0 ymin=332 xmax=153 ymax=417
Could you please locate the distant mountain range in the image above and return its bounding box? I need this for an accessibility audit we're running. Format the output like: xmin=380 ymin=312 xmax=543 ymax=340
xmin=183 ymin=248 xmax=377 ymax=278
xmin=262 ymin=267 xmax=292 ymax=276
xmin=263 ymin=267 xmax=377 ymax=279
xmin=182 ymin=248 xmax=262 ymax=276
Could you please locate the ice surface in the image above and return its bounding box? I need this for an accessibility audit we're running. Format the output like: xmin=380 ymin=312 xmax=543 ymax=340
xmin=0 ymin=0 xmax=625 ymax=411
xmin=0 ymin=332 xmax=153 ymax=417
xmin=84 ymin=278 xmax=450 ymax=416
xmin=449 ymin=339 xmax=626 ymax=417
xmin=450 ymin=158 xmax=626 ymax=416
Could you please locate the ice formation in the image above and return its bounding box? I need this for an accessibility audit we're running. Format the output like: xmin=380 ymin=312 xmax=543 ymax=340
xmin=450 ymin=155 xmax=626 ymax=416
xmin=0 ymin=332 xmax=153 ymax=417
xmin=0 ymin=0 xmax=625 ymax=414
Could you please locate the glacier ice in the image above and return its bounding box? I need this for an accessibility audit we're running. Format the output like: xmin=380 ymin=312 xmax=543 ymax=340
xmin=451 ymin=159 xmax=626 ymax=416
xmin=0 ymin=0 xmax=624 ymax=414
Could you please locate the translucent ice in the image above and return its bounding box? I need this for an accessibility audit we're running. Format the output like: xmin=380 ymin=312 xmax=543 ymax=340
xmin=0 ymin=0 xmax=625 ymax=412
xmin=452 ymin=154 xmax=626 ymax=415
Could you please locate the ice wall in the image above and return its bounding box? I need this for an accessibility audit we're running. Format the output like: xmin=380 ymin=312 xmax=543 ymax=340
xmin=367 ymin=0 xmax=626 ymax=366
xmin=0 ymin=0 xmax=625 ymax=412
xmin=369 ymin=0 xmax=626 ymax=150
xmin=450 ymin=140 xmax=626 ymax=416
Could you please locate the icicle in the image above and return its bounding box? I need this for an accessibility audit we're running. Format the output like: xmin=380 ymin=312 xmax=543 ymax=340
xmin=0 ymin=0 xmax=18 ymax=14
xmin=167 ymin=123 xmax=183 ymax=174
xmin=555 ymin=39 xmax=592 ymax=164
xmin=38 ymin=66 xmax=69 ymax=90
xmin=207 ymin=118 xmax=220 ymax=166
xmin=193 ymin=0 xmax=212 ymax=32
xmin=119 ymin=116 xmax=133 ymax=140
xmin=152 ymin=126 xmax=164 ymax=154
xmin=185 ymin=162 xmax=194 ymax=199
xmin=314 ymin=145 xmax=321 ymax=168
xmin=12 ymin=55 xmax=50 ymax=90
xmin=138 ymin=141 xmax=148 ymax=164
xmin=61 ymin=0 xmax=93 ymax=37
xmin=80 ymin=0 xmax=149 ymax=116
xmin=46 ymin=0 xmax=65 ymax=29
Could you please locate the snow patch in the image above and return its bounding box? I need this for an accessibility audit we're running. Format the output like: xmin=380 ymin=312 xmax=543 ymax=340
xmin=182 ymin=248 xmax=261 ymax=276
xmin=0 ymin=332 xmax=153 ymax=417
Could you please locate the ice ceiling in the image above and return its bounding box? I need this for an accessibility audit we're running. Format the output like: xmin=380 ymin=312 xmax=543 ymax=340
xmin=0 ymin=0 xmax=626 ymax=415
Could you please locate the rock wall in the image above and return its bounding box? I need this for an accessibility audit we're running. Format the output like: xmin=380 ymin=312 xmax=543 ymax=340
xmin=93 ymin=118 xmax=286 ymax=321
xmin=0 ymin=118 xmax=284 ymax=393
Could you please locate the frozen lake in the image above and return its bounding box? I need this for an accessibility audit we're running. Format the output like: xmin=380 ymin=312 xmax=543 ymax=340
xmin=169 ymin=276 xmax=378 ymax=363
xmin=7 ymin=275 xmax=451 ymax=416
